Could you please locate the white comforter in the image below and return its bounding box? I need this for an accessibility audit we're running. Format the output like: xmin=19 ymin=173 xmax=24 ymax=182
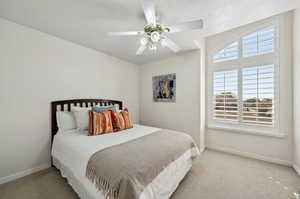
xmin=52 ymin=124 xmax=196 ymax=199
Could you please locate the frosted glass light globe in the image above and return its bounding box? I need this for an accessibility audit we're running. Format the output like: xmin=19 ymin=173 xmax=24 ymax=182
xmin=160 ymin=38 xmax=167 ymax=47
xmin=149 ymin=44 xmax=157 ymax=51
xmin=140 ymin=37 xmax=148 ymax=46
xmin=150 ymin=31 xmax=160 ymax=43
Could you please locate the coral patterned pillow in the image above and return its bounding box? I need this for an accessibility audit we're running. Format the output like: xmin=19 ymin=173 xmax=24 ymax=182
xmin=110 ymin=108 xmax=133 ymax=132
xmin=88 ymin=110 xmax=113 ymax=136
xmin=110 ymin=111 xmax=126 ymax=132
xmin=121 ymin=108 xmax=133 ymax=129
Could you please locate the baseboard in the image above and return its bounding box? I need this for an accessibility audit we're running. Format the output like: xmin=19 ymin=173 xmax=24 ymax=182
xmin=207 ymin=145 xmax=292 ymax=166
xmin=0 ymin=163 xmax=51 ymax=185
xmin=293 ymin=164 xmax=300 ymax=176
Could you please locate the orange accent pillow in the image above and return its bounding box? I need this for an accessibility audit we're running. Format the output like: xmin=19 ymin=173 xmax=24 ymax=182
xmin=110 ymin=108 xmax=133 ymax=132
xmin=121 ymin=108 xmax=133 ymax=129
xmin=110 ymin=111 xmax=126 ymax=132
xmin=88 ymin=110 xmax=113 ymax=136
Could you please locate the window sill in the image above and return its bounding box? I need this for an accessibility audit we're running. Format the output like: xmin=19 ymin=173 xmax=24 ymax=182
xmin=207 ymin=125 xmax=286 ymax=138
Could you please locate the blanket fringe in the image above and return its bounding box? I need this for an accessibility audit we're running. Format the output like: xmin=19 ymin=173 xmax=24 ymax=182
xmin=86 ymin=166 xmax=120 ymax=199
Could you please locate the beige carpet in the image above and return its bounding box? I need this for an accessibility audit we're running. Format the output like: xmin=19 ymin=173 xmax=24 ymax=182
xmin=1 ymin=150 xmax=300 ymax=199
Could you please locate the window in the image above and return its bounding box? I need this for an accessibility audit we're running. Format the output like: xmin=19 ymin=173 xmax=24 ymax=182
xmin=213 ymin=70 xmax=238 ymax=122
xmin=212 ymin=65 xmax=275 ymax=127
xmin=213 ymin=42 xmax=238 ymax=63
xmin=242 ymin=65 xmax=274 ymax=126
xmin=243 ymin=26 xmax=275 ymax=57
xmin=209 ymin=25 xmax=278 ymax=133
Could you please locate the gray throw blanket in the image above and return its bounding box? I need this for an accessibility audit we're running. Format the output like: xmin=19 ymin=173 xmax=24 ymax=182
xmin=86 ymin=129 xmax=199 ymax=199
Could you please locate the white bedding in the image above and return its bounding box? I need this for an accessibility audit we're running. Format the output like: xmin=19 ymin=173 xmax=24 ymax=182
xmin=51 ymin=124 xmax=197 ymax=199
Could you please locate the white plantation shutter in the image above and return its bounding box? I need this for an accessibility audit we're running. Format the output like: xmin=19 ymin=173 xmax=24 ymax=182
xmin=242 ymin=65 xmax=274 ymax=126
xmin=243 ymin=26 xmax=275 ymax=57
xmin=213 ymin=70 xmax=238 ymax=122
xmin=209 ymin=24 xmax=279 ymax=132
xmin=213 ymin=42 xmax=238 ymax=63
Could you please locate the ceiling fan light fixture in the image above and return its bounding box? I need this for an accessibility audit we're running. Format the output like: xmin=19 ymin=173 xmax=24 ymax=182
xmin=160 ymin=38 xmax=167 ymax=47
xmin=140 ymin=37 xmax=148 ymax=46
xmin=150 ymin=31 xmax=160 ymax=43
xmin=149 ymin=44 xmax=157 ymax=51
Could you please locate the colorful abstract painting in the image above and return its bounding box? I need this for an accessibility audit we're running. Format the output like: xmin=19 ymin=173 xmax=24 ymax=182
xmin=152 ymin=73 xmax=176 ymax=102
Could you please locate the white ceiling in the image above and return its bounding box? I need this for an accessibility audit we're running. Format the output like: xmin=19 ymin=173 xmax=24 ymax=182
xmin=0 ymin=0 xmax=297 ymax=64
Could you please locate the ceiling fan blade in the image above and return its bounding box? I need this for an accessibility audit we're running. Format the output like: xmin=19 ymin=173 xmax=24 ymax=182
xmin=164 ymin=37 xmax=181 ymax=53
xmin=141 ymin=0 xmax=156 ymax=25
xmin=108 ymin=31 xmax=143 ymax=36
xmin=136 ymin=45 xmax=147 ymax=55
xmin=167 ymin=19 xmax=203 ymax=33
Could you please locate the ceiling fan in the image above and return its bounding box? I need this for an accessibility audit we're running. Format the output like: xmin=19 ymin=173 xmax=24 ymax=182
xmin=108 ymin=0 xmax=204 ymax=55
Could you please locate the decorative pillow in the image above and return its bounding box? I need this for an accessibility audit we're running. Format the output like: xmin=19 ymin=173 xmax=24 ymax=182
xmin=88 ymin=110 xmax=113 ymax=136
xmin=111 ymin=108 xmax=133 ymax=132
xmin=110 ymin=110 xmax=126 ymax=132
xmin=56 ymin=111 xmax=76 ymax=131
xmin=72 ymin=106 xmax=92 ymax=130
xmin=121 ymin=108 xmax=133 ymax=129
xmin=92 ymin=105 xmax=117 ymax=113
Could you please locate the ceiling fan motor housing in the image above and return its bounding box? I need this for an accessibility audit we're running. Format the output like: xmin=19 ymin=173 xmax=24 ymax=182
xmin=144 ymin=24 xmax=169 ymax=35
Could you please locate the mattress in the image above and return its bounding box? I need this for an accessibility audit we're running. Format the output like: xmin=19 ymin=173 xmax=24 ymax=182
xmin=51 ymin=124 xmax=198 ymax=199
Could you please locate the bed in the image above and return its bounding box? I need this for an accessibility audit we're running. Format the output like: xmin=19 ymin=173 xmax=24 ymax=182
xmin=51 ymin=99 xmax=199 ymax=199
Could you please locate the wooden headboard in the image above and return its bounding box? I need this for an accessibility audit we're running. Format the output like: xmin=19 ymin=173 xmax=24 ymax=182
xmin=51 ymin=99 xmax=123 ymax=142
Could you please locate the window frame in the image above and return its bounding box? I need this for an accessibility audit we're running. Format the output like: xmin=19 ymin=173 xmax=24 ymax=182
xmin=207 ymin=21 xmax=280 ymax=136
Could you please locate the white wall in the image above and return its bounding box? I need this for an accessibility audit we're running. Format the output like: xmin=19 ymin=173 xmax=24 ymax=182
xmin=139 ymin=51 xmax=201 ymax=147
xmin=205 ymin=12 xmax=293 ymax=165
xmin=0 ymin=18 xmax=139 ymax=181
xmin=294 ymin=8 xmax=300 ymax=170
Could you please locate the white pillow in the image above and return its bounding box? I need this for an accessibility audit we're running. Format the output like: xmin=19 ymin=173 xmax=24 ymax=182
xmin=72 ymin=106 xmax=92 ymax=130
xmin=56 ymin=111 xmax=76 ymax=131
